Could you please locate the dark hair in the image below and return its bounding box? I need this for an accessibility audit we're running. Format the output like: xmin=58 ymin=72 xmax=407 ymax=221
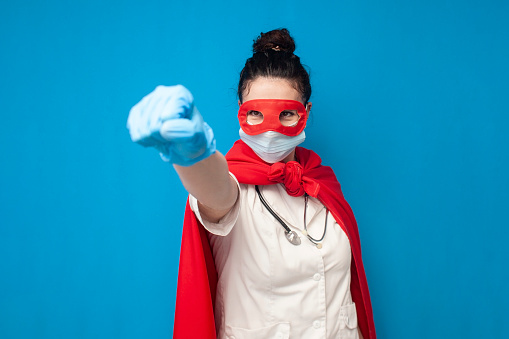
xmin=237 ymin=28 xmax=311 ymax=104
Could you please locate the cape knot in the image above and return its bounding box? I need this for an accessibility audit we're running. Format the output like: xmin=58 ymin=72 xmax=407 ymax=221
xmin=268 ymin=161 xmax=320 ymax=197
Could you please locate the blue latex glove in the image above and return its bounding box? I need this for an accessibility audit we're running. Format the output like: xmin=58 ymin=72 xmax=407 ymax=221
xmin=127 ymin=85 xmax=216 ymax=166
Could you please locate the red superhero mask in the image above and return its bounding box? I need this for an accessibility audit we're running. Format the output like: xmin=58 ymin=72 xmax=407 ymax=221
xmin=238 ymin=99 xmax=308 ymax=136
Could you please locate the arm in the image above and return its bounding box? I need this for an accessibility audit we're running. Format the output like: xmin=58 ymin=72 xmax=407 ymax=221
xmin=127 ymin=85 xmax=237 ymax=223
xmin=173 ymin=151 xmax=238 ymax=223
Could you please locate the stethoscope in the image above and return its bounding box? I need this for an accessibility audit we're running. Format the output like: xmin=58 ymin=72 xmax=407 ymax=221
xmin=255 ymin=185 xmax=327 ymax=248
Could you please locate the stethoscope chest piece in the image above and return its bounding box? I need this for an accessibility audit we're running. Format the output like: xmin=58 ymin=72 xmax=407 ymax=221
xmin=285 ymin=230 xmax=301 ymax=245
xmin=255 ymin=185 xmax=305 ymax=247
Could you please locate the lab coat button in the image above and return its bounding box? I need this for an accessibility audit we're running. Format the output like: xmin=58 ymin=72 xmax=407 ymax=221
xmin=313 ymin=273 xmax=321 ymax=281
xmin=313 ymin=320 xmax=321 ymax=328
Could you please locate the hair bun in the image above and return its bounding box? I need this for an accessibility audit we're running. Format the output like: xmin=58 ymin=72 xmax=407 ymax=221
xmin=252 ymin=28 xmax=296 ymax=54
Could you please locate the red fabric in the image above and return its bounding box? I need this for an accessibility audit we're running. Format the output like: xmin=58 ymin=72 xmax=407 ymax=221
xmin=173 ymin=140 xmax=376 ymax=339
xmin=238 ymin=99 xmax=308 ymax=136
xmin=173 ymin=203 xmax=217 ymax=339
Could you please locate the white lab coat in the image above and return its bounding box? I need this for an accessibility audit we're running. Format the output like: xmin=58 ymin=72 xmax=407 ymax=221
xmin=190 ymin=173 xmax=359 ymax=339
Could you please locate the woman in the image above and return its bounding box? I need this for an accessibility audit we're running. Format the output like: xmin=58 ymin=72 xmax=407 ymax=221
xmin=128 ymin=29 xmax=376 ymax=339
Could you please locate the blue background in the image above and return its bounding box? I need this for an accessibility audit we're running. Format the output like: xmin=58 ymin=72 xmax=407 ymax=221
xmin=1 ymin=0 xmax=508 ymax=338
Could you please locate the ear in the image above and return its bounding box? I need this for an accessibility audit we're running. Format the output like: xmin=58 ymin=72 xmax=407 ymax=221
xmin=306 ymin=102 xmax=312 ymax=114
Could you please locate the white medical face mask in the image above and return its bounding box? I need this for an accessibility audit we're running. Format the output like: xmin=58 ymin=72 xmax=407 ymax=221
xmin=239 ymin=129 xmax=306 ymax=163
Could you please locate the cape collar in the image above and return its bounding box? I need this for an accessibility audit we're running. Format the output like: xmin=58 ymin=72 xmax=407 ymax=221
xmin=225 ymin=140 xmax=328 ymax=198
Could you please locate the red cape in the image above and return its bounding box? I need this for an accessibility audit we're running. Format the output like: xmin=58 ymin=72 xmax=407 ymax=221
xmin=173 ymin=140 xmax=376 ymax=339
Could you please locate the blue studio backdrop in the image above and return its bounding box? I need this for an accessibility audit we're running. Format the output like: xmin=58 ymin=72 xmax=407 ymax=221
xmin=1 ymin=0 xmax=508 ymax=338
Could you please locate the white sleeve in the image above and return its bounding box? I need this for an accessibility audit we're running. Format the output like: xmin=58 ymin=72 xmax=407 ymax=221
xmin=189 ymin=172 xmax=241 ymax=236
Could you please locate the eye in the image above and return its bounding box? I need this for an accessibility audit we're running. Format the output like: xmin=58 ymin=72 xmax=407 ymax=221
xmin=279 ymin=110 xmax=299 ymax=126
xmin=247 ymin=110 xmax=263 ymax=117
xmin=280 ymin=110 xmax=296 ymax=117
xmin=246 ymin=110 xmax=264 ymax=125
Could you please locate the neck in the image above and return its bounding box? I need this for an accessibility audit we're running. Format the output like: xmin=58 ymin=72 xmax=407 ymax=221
xmin=281 ymin=149 xmax=296 ymax=163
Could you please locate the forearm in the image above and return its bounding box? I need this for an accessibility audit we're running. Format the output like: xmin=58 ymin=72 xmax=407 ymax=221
xmin=173 ymin=151 xmax=238 ymax=214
